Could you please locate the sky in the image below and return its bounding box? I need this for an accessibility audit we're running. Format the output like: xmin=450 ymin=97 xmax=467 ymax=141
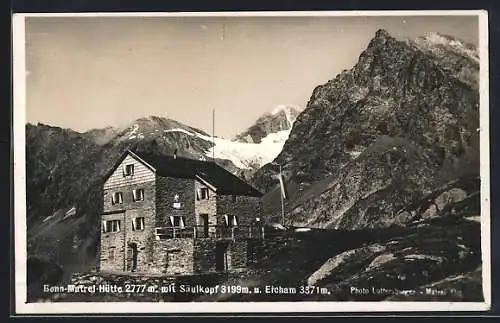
xmin=24 ymin=14 xmax=479 ymax=139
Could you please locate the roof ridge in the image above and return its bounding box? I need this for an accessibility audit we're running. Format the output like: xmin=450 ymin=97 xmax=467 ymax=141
xmin=126 ymin=150 xmax=262 ymax=197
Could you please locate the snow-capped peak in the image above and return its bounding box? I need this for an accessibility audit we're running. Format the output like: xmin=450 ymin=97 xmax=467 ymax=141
xmin=271 ymin=104 xmax=295 ymax=115
xmin=414 ymin=32 xmax=479 ymax=63
xmin=271 ymin=104 xmax=302 ymax=127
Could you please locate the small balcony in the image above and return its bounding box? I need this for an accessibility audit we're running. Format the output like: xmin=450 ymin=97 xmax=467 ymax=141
xmin=154 ymin=225 xmax=265 ymax=240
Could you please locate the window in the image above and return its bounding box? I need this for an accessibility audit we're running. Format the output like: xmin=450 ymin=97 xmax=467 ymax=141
xmin=224 ymin=215 xmax=238 ymax=227
xmin=102 ymin=220 xmax=121 ymax=233
xmin=173 ymin=194 xmax=181 ymax=209
xmin=108 ymin=247 xmax=115 ymax=260
xmin=132 ymin=217 xmax=145 ymax=231
xmin=197 ymin=187 xmax=209 ymax=200
xmin=123 ymin=164 xmax=134 ymax=177
xmin=132 ymin=189 xmax=144 ymax=202
xmin=111 ymin=192 xmax=123 ymax=205
xmin=169 ymin=215 xmax=186 ymax=228
xmin=231 ymin=195 xmax=237 ymax=202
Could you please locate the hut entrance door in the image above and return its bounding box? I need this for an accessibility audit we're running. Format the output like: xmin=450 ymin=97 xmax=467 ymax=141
xmin=126 ymin=243 xmax=138 ymax=272
xmin=216 ymin=242 xmax=230 ymax=271
xmin=199 ymin=214 xmax=209 ymax=238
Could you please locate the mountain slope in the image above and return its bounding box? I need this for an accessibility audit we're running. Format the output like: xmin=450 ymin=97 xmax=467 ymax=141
xmin=82 ymin=126 xmax=120 ymax=146
xmin=26 ymin=123 xmax=105 ymax=226
xmin=254 ymin=29 xmax=480 ymax=229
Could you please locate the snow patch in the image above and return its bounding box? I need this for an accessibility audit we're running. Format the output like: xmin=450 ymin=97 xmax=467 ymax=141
xmin=164 ymin=128 xmax=196 ymax=136
xmin=348 ymin=150 xmax=363 ymax=158
xmin=367 ymin=253 xmax=397 ymax=270
xmin=63 ymin=206 xmax=76 ymax=220
xmin=404 ymin=254 xmax=444 ymax=263
xmin=158 ymin=127 xmax=291 ymax=169
xmin=465 ymin=215 xmax=481 ymax=223
xmin=42 ymin=214 xmax=56 ymax=223
xmin=416 ymin=32 xmax=479 ymax=63
xmin=196 ymin=129 xmax=291 ymax=169
xmin=270 ymin=223 xmax=287 ymax=231
xmin=129 ymin=124 xmax=139 ymax=135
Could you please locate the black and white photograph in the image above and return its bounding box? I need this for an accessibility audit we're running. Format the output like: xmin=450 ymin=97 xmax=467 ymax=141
xmin=13 ymin=11 xmax=490 ymax=313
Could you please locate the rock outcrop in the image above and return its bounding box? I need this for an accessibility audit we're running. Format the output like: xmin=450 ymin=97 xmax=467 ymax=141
xmin=254 ymin=29 xmax=479 ymax=230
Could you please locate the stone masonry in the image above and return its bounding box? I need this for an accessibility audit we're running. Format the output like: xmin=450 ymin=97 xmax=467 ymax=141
xmin=100 ymin=180 xmax=156 ymax=273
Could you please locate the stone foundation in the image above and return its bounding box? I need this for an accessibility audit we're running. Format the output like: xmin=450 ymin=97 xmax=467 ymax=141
xmin=100 ymin=237 xmax=261 ymax=277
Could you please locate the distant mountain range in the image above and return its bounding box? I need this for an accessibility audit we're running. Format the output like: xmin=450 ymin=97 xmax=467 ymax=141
xmin=26 ymin=104 xmax=301 ymax=223
xmin=83 ymin=105 xmax=302 ymax=170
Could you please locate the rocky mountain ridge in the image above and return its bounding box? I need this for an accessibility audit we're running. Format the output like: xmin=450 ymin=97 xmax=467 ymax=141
xmin=254 ymin=29 xmax=480 ymax=230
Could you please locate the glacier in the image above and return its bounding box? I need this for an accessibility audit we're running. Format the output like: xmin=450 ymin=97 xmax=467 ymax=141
xmin=163 ymin=127 xmax=292 ymax=169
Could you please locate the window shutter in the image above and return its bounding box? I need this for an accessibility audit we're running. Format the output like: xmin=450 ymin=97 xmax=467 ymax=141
xmin=119 ymin=193 xmax=123 ymax=203
xmin=132 ymin=189 xmax=137 ymax=202
xmin=102 ymin=221 xmax=107 ymax=233
xmin=233 ymin=216 xmax=238 ymax=226
xmin=196 ymin=189 xmax=201 ymax=200
xmin=180 ymin=216 xmax=185 ymax=228
xmin=122 ymin=165 xmax=126 ymax=177
xmin=111 ymin=194 xmax=116 ymax=205
xmin=169 ymin=216 xmax=174 ymax=227
xmin=224 ymin=215 xmax=229 ymax=226
xmin=132 ymin=218 xmax=136 ymax=231
xmin=116 ymin=220 xmax=121 ymax=232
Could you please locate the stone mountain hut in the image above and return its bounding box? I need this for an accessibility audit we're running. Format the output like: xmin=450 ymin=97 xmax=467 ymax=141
xmin=99 ymin=150 xmax=264 ymax=276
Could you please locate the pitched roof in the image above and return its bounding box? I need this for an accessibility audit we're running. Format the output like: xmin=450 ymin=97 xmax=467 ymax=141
xmin=129 ymin=150 xmax=263 ymax=197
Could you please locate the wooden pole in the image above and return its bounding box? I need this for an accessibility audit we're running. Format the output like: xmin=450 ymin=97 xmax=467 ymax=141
xmin=280 ymin=165 xmax=285 ymax=227
xmin=212 ymin=109 xmax=215 ymax=163
xmin=123 ymin=213 xmax=127 ymax=271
